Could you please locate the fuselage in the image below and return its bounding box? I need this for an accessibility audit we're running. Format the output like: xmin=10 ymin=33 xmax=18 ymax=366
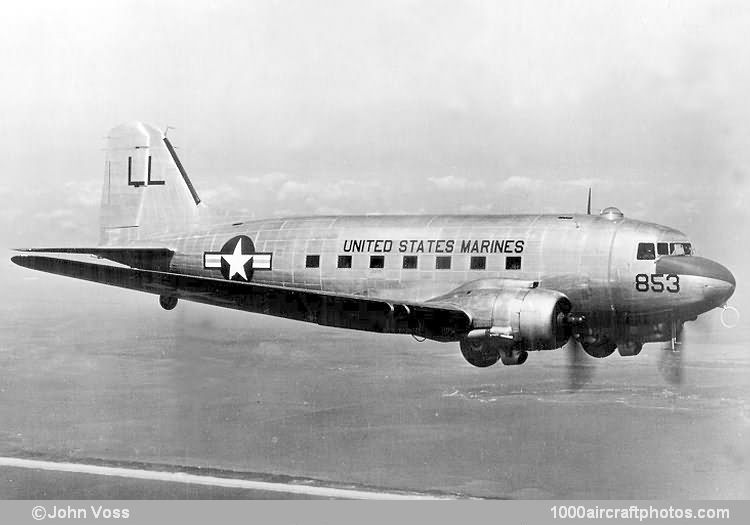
xmin=141 ymin=210 xmax=735 ymax=333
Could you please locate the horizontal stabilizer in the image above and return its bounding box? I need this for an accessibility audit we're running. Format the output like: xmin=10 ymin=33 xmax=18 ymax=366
xmin=11 ymin=255 xmax=471 ymax=341
xmin=15 ymin=248 xmax=174 ymax=271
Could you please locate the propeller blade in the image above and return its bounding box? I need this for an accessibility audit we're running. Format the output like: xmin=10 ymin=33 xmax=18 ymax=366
xmin=658 ymin=323 xmax=684 ymax=385
xmin=567 ymin=337 xmax=594 ymax=390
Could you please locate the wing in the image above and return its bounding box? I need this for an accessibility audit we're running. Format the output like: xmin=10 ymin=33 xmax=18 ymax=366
xmin=15 ymin=248 xmax=174 ymax=271
xmin=11 ymin=255 xmax=471 ymax=342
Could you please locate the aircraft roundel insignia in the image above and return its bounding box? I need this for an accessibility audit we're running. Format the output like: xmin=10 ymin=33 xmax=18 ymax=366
xmin=203 ymin=235 xmax=273 ymax=281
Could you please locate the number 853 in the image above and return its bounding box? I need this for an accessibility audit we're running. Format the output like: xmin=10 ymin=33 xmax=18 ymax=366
xmin=635 ymin=273 xmax=680 ymax=293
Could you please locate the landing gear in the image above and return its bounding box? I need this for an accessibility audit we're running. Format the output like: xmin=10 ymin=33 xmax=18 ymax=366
xmin=617 ymin=341 xmax=643 ymax=356
xmin=459 ymin=338 xmax=500 ymax=367
xmin=159 ymin=295 xmax=178 ymax=310
xmin=459 ymin=338 xmax=529 ymax=367
xmin=580 ymin=337 xmax=616 ymax=358
xmin=500 ymin=349 xmax=528 ymax=365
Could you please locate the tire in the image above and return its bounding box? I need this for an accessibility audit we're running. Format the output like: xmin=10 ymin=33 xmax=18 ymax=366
xmin=459 ymin=338 xmax=501 ymax=368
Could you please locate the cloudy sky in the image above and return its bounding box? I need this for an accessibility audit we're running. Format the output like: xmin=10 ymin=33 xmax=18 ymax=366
xmin=1 ymin=0 xmax=748 ymax=308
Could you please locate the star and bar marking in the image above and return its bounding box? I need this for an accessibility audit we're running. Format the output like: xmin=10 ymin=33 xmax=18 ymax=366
xmin=203 ymin=235 xmax=272 ymax=281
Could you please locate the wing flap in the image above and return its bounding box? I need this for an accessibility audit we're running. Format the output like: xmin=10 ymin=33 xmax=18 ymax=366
xmin=11 ymin=255 xmax=470 ymax=340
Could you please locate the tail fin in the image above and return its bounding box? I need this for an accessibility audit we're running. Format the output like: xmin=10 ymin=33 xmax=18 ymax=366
xmin=99 ymin=122 xmax=203 ymax=245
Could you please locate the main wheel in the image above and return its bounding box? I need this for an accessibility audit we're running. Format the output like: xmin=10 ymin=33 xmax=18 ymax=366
xmin=500 ymin=350 xmax=528 ymax=366
xmin=459 ymin=338 xmax=501 ymax=368
xmin=617 ymin=341 xmax=643 ymax=356
xmin=581 ymin=338 xmax=616 ymax=358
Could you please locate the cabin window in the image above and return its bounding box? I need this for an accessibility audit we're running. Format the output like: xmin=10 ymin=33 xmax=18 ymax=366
xmin=470 ymin=256 xmax=486 ymax=270
xmin=337 ymin=255 xmax=352 ymax=269
xmin=506 ymin=256 xmax=521 ymax=270
xmin=637 ymin=243 xmax=655 ymax=260
xmin=402 ymin=255 xmax=418 ymax=269
xmin=305 ymin=255 xmax=320 ymax=268
xmin=369 ymin=255 xmax=385 ymax=269
xmin=435 ymin=256 xmax=452 ymax=270
xmin=657 ymin=242 xmax=669 ymax=256
xmin=670 ymin=242 xmax=692 ymax=256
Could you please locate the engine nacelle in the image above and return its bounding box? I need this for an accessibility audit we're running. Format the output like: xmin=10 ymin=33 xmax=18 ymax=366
xmin=459 ymin=287 xmax=572 ymax=367
xmin=476 ymin=287 xmax=572 ymax=351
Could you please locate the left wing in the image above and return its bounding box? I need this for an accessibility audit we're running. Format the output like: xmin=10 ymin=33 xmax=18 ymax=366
xmin=15 ymin=248 xmax=174 ymax=271
xmin=11 ymin=255 xmax=471 ymax=342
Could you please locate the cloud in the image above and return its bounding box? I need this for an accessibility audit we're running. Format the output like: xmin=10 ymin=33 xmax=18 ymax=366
xmin=236 ymin=172 xmax=291 ymax=188
xmin=427 ymin=175 xmax=482 ymax=191
xmin=498 ymin=176 xmax=539 ymax=190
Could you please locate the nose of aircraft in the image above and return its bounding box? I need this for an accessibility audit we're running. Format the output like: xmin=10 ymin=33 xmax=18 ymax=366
xmin=655 ymin=255 xmax=736 ymax=306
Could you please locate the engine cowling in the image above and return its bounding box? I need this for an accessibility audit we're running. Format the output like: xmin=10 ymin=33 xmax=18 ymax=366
xmin=459 ymin=287 xmax=572 ymax=367
xmin=478 ymin=287 xmax=572 ymax=351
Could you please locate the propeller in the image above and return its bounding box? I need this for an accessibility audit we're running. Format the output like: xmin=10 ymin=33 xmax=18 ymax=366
xmin=563 ymin=315 xmax=687 ymax=388
xmin=566 ymin=336 xmax=594 ymax=390
xmin=560 ymin=313 xmax=594 ymax=390
xmin=658 ymin=321 xmax=684 ymax=385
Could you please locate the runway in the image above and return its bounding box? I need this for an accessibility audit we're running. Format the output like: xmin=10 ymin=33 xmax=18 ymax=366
xmin=1 ymin=262 xmax=748 ymax=499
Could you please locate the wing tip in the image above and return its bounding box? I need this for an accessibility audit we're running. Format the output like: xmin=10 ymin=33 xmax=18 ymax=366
xmin=10 ymin=255 xmax=30 ymax=267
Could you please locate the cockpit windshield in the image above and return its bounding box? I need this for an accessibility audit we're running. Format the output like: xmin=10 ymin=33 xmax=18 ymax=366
xmin=638 ymin=241 xmax=692 ymax=260
xmin=669 ymin=242 xmax=692 ymax=256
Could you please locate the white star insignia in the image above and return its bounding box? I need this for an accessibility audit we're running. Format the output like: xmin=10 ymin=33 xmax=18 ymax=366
xmin=222 ymin=238 xmax=253 ymax=280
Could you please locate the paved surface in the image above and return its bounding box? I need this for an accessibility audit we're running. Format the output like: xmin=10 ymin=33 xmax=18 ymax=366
xmin=1 ymin=259 xmax=748 ymax=499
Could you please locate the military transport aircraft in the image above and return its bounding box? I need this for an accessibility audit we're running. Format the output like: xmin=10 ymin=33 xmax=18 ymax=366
xmin=11 ymin=122 xmax=736 ymax=386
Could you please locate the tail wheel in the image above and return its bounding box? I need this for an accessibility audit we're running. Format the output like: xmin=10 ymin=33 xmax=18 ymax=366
xmin=159 ymin=295 xmax=178 ymax=310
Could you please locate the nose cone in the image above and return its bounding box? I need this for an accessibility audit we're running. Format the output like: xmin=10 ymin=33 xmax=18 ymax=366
xmin=656 ymin=255 xmax=736 ymax=306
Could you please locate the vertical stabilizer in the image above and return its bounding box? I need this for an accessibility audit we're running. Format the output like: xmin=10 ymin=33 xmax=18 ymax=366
xmin=100 ymin=122 xmax=203 ymax=245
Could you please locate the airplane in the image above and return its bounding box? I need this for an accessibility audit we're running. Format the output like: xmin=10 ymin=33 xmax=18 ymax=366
xmin=11 ymin=122 xmax=736 ymax=386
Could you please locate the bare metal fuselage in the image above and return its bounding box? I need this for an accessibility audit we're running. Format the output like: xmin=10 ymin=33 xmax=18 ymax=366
xmin=141 ymin=212 xmax=720 ymax=335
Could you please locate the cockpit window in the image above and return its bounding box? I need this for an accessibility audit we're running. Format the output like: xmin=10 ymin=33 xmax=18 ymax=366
xmin=637 ymin=242 xmax=655 ymax=260
xmin=670 ymin=242 xmax=692 ymax=256
xmin=657 ymin=242 xmax=669 ymax=256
